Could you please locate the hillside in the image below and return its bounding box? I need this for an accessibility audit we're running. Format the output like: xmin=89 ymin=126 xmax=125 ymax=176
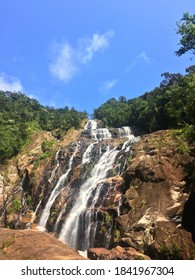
xmin=0 ymin=91 xmax=87 ymax=162
xmin=93 ymin=70 xmax=195 ymax=140
xmin=0 ymin=66 xmax=194 ymax=260
xmin=0 ymin=118 xmax=195 ymax=259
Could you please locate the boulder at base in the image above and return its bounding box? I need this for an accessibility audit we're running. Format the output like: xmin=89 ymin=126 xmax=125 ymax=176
xmin=0 ymin=228 xmax=86 ymax=260
xmin=88 ymin=246 xmax=150 ymax=260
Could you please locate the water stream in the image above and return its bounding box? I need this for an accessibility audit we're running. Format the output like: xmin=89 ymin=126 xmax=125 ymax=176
xmin=38 ymin=120 xmax=139 ymax=250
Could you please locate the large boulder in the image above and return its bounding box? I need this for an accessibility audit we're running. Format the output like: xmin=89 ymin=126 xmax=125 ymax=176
xmin=88 ymin=246 xmax=150 ymax=260
xmin=0 ymin=228 xmax=86 ymax=260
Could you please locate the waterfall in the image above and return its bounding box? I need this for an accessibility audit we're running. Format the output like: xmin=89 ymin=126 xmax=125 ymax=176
xmin=58 ymin=145 xmax=119 ymax=250
xmin=37 ymin=142 xmax=80 ymax=231
xmin=85 ymin=119 xmax=112 ymax=140
xmin=82 ymin=142 xmax=97 ymax=164
xmin=84 ymin=119 xmax=97 ymax=131
xmin=48 ymin=149 xmax=60 ymax=183
xmin=37 ymin=119 xmax=139 ymax=250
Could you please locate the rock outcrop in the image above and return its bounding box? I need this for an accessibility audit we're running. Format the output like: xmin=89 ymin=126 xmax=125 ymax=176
xmin=0 ymin=228 xmax=86 ymax=260
xmin=0 ymin=128 xmax=81 ymax=229
xmin=0 ymin=123 xmax=195 ymax=260
xmin=117 ymin=130 xmax=195 ymax=259
xmin=182 ymin=191 xmax=195 ymax=243
xmin=88 ymin=246 xmax=150 ymax=260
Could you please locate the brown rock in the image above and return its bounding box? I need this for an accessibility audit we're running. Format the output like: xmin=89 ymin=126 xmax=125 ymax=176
xmin=88 ymin=246 xmax=150 ymax=260
xmin=119 ymin=130 xmax=195 ymax=259
xmin=0 ymin=228 xmax=86 ymax=260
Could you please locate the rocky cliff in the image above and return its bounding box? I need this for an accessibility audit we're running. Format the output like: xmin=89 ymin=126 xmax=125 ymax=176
xmin=118 ymin=130 xmax=195 ymax=259
xmin=0 ymin=122 xmax=194 ymax=260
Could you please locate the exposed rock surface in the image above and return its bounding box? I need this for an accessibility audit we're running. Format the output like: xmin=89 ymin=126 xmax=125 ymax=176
xmin=182 ymin=191 xmax=195 ymax=243
xmin=33 ymin=121 xmax=133 ymax=252
xmin=117 ymin=130 xmax=195 ymax=259
xmin=88 ymin=246 xmax=150 ymax=260
xmin=0 ymin=128 xmax=81 ymax=229
xmin=0 ymin=125 xmax=195 ymax=260
xmin=0 ymin=228 xmax=86 ymax=260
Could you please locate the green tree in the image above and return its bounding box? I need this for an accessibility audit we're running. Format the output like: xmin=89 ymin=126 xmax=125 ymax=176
xmin=0 ymin=91 xmax=87 ymax=162
xmin=160 ymin=72 xmax=182 ymax=87
xmin=186 ymin=65 xmax=195 ymax=73
xmin=175 ymin=12 xmax=195 ymax=56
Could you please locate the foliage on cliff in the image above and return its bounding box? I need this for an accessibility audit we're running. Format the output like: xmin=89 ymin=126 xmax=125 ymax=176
xmin=175 ymin=12 xmax=195 ymax=56
xmin=93 ymin=69 xmax=195 ymax=140
xmin=0 ymin=91 xmax=87 ymax=162
xmin=93 ymin=12 xmax=195 ymax=140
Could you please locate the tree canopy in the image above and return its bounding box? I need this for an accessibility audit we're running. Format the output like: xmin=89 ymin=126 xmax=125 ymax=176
xmin=175 ymin=12 xmax=195 ymax=56
xmin=1 ymin=13 xmax=195 ymax=162
xmin=0 ymin=91 xmax=87 ymax=162
xmin=93 ymin=13 xmax=195 ymax=140
xmin=93 ymin=69 xmax=195 ymax=140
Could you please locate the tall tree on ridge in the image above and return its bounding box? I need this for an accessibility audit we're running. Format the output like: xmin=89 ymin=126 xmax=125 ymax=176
xmin=175 ymin=12 xmax=195 ymax=56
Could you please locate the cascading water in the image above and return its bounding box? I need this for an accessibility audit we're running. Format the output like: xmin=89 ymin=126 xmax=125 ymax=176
xmin=38 ymin=142 xmax=80 ymax=231
xmin=82 ymin=141 xmax=98 ymax=164
xmin=48 ymin=149 xmax=60 ymax=184
xmin=37 ymin=119 xmax=139 ymax=251
xmin=58 ymin=145 xmax=119 ymax=250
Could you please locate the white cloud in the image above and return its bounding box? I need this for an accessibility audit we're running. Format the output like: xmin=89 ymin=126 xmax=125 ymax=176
xmin=99 ymin=79 xmax=117 ymax=94
xmin=49 ymin=31 xmax=114 ymax=83
xmin=0 ymin=74 xmax=23 ymax=92
xmin=101 ymin=79 xmax=117 ymax=91
xmin=49 ymin=43 xmax=78 ymax=83
xmin=82 ymin=31 xmax=114 ymax=63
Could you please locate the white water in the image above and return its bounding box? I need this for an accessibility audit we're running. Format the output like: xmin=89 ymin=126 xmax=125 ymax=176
xmin=82 ymin=141 xmax=97 ymax=164
xmin=37 ymin=143 xmax=80 ymax=231
xmin=85 ymin=119 xmax=112 ymax=140
xmin=93 ymin=128 xmax=112 ymax=140
xmin=84 ymin=119 xmax=97 ymax=131
xmin=48 ymin=149 xmax=60 ymax=183
xmin=58 ymin=145 xmax=119 ymax=249
xmin=38 ymin=119 xmax=139 ymax=250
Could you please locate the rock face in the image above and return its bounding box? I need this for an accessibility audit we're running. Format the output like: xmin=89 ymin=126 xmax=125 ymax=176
xmin=0 ymin=121 xmax=195 ymax=260
xmin=0 ymin=228 xmax=86 ymax=260
xmin=0 ymin=128 xmax=81 ymax=229
xmin=118 ymin=130 xmax=195 ymax=259
xmin=35 ymin=121 xmax=137 ymax=251
xmin=88 ymin=246 xmax=150 ymax=260
xmin=182 ymin=191 xmax=195 ymax=243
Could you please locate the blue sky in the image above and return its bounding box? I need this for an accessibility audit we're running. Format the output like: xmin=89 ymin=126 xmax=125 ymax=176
xmin=0 ymin=0 xmax=194 ymax=115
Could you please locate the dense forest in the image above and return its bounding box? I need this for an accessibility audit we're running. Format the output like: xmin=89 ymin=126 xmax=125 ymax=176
xmin=1 ymin=66 xmax=194 ymax=163
xmin=0 ymin=91 xmax=87 ymax=161
xmin=93 ymin=12 xmax=195 ymax=141
xmin=93 ymin=68 xmax=195 ymax=138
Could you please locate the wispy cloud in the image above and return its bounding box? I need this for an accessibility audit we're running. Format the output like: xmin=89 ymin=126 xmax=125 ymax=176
xmin=138 ymin=51 xmax=150 ymax=63
xmin=0 ymin=74 xmax=23 ymax=92
xmin=100 ymin=79 xmax=117 ymax=92
xmin=124 ymin=51 xmax=151 ymax=73
xmin=81 ymin=31 xmax=114 ymax=63
xmin=49 ymin=31 xmax=114 ymax=83
xmin=99 ymin=51 xmax=150 ymax=93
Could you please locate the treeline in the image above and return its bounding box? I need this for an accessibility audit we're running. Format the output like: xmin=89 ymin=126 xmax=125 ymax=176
xmin=93 ymin=67 xmax=195 ymax=140
xmin=0 ymin=91 xmax=87 ymax=161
